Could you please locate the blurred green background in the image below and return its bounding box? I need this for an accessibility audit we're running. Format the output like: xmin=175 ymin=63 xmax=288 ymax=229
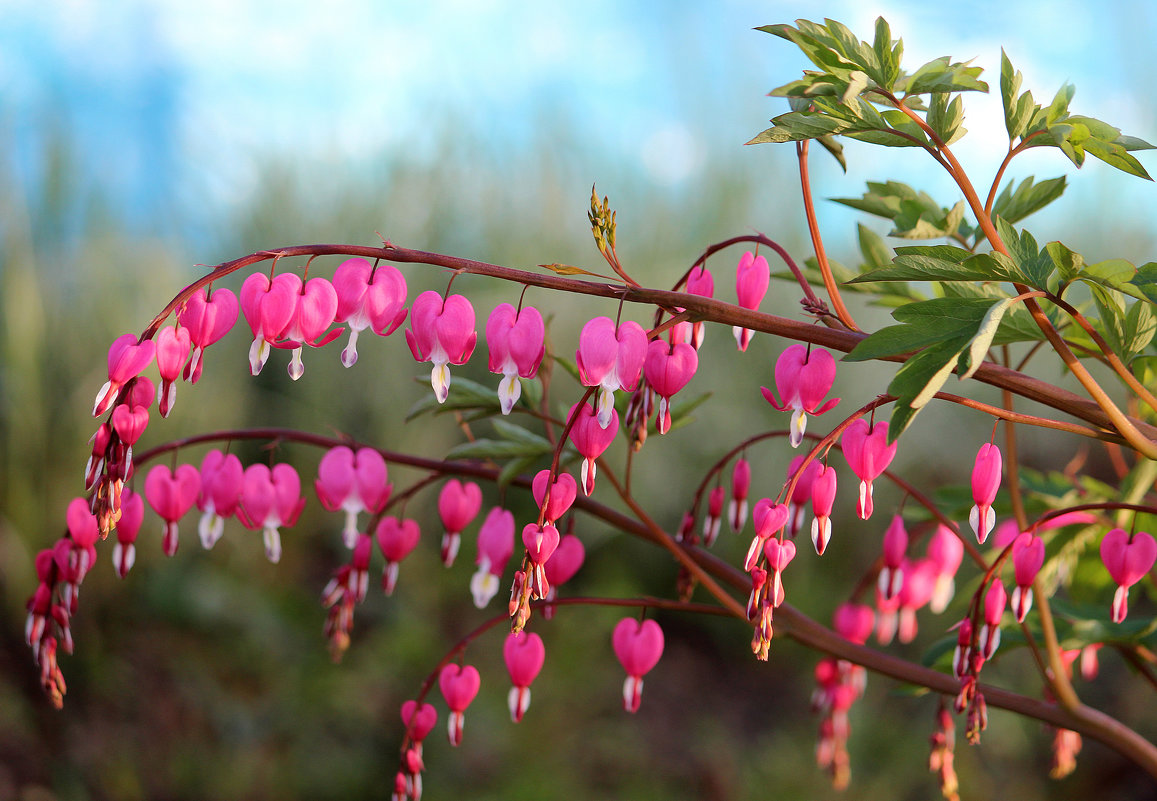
xmin=3 ymin=2 xmax=1157 ymax=800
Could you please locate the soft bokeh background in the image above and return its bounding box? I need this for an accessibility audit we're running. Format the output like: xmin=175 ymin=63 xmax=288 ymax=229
xmin=2 ymin=1 xmax=1156 ymax=799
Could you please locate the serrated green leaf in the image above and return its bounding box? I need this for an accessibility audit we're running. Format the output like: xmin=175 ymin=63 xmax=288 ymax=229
xmin=841 ymin=70 xmax=869 ymax=105
xmin=887 ymin=335 xmax=971 ymax=433
xmin=851 ymin=247 xmax=1022 ymax=284
xmin=1046 ymin=82 xmax=1076 ymax=125
xmin=1047 ymin=241 xmax=1084 ymax=283
xmin=832 ymin=180 xmax=932 ymax=220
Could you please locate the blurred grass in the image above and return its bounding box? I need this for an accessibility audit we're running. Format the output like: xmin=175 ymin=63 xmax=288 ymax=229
xmin=1 ymin=118 xmax=1154 ymax=801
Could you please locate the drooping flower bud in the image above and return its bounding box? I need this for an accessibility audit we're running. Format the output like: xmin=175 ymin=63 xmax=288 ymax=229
xmin=969 ymin=443 xmax=1002 ymax=543
xmin=438 ymin=664 xmax=481 ymax=747
xmin=504 ymin=631 xmax=545 ymax=722
xmin=437 ymin=479 xmax=482 ymax=567
xmin=612 ymin=618 xmax=664 ymax=713
xmin=1010 ymin=533 xmax=1045 ymax=622
xmin=841 ymin=419 xmax=898 ymax=520
xmin=732 ymin=251 xmax=769 ymax=352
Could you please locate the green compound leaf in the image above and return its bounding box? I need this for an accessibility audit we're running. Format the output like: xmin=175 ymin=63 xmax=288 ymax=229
xmin=990 ymin=175 xmax=1066 ymax=225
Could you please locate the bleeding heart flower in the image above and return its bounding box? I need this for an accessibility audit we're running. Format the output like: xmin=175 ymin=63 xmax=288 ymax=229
xmin=486 ymin=303 xmax=545 ymax=414
xmin=644 ymin=338 xmax=698 ymax=434
xmin=196 ymin=450 xmax=244 ymax=550
xmin=1010 ymin=533 xmax=1045 ymax=622
xmin=732 ymin=251 xmax=769 ymax=352
xmin=878 ymin=515 xmax=908 ymax=601
xmin=236 ymin=463 xmax=305 ymax=563
xmin=93 ymin=334 xmax=157 ymax=417
xmin=969 ymin=443 xmax=1002 ymax=543
xmin=761 ymin=344 xmax=840 ymax=447
xmin=785 ymin=456 xmax=821 ymax=539
xmin=612 ymin=618 xmax=665 ymax=713
xmin=438 ymin=664 xmax=481 ymax=747
xmin=470 ymin=507 xmax=515 ymax=608
xmin=702 ymin=485 xmax=725 ymax=547
xmin=729 ymin=457 xmax=752 ymax=533
xmin=154 ymin=325 xmax=191 ymax=417
xmin=401 ymin=700 xmax=438 ymax=745
xmin=1100 ymin=528 xmax=1157 ymax=623
xmin=178 ymin=287 xmax=239 ymax=383
xmin=762 ymin=537 xmax=797 ymax=606
xmin=684 ymin=263 xmax=714 ymax=348
xmin=332 ymin=257 xmax=408 ymax=367
xmin=504 ymin=631 xmax=545 ymax=722
xmin=113 ymin=488 xmax=144 ymax=578
xmin=834 ymin=603 xmax=875 ymax=645
xmin=315 ymin=446 xmax=392 ymax=548
xmin=522 ymin=522 xmax=561 ymax=600
xmin=841 ymin=419 xmax=898 ymax=520
xmin=744 ymin=499 xmax=790 ymax=571
xmin=979 ymin=579 xmax=1007 ymax=659
xmin=276 ymin=274 xmax=341 ymax=380
xmin=376 ymin=516 xmax=421 ymax=595
xmin=541 ymin=534 xmax=584 ymax=619
xmin=240 ymin=272 xmax=298 ymax=376
xmin=567 ymin=401 xmax=618 ymax=495
xmin=405 ymin=291 xmax=477 ymax=404
xmin=532 ymin=470 xmax=578 ymax=525
xmin=576 ymin=316 xmax=647 ymax=429
xmin=145 ymin=463 xmax=202 ymax=556
xmin=437 ymin=479 xmax=483 ymax=567
xmin=810 ymin=464 xmax=838 ymax=555
xmin=926 ymin=525 xmax=965 ymax=613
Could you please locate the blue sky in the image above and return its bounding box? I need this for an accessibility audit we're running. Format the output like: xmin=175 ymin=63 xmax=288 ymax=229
xmin=3 ymin=0 xmax=1155 ymax=247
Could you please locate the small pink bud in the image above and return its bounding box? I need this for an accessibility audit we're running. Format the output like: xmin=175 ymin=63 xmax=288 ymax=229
xmin=703 ymin=485 xmax=725 ymax=547
xmin=729 ymin=458 xmax=751 ymax=533
xmin=1010 ymin=533 xmax=1045 ymax=622
xmin=810 ymin=464 xmax=838 ymax=555
xmin=154 ymin=325 xmax=191 ymax=417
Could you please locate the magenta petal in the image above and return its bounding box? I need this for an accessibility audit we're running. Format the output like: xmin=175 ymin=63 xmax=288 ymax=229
xmin=613 ymin=618 xmax=664 ymax=677
xmin=576 ymin=317 xmax=619 ymax=386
